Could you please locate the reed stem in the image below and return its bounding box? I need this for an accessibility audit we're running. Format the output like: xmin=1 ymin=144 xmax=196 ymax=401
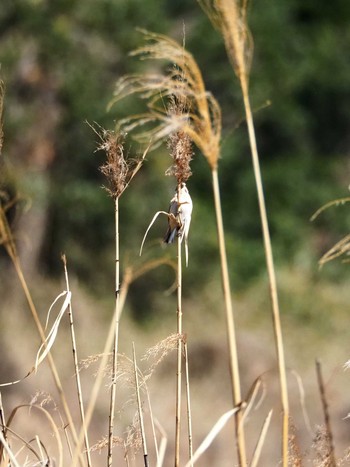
xmin=211 ymin=168 xmax=246 ymax=466
xmin=62 ymin=256 xmax=91 ymax=467
xmin=107 ymin=197 xmax=121 ymax=466
xmin=241 ymin=78 xmax=289 ymax=466
xmin=175 ymin=218 xmax=183 ymax=467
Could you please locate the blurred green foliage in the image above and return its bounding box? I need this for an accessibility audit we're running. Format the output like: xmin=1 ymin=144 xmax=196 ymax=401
xmin=1 ymin=0 xmax=350 ymax=320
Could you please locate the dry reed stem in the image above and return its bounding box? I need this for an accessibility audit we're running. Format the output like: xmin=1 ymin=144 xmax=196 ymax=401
xmin=132 ymin=343 xmax=149 ymax=467
xmin=175 ymin=226 xmax=183 ymax=467
xmin=212 ymin=168 xmax=246 ymax=465
xmin=0 ymin=392 xmax=9 ymax=466
xmin=199 ymin=1 xmax=289 ymax=462
xmin=62 ymin=255 xmax=91 ymax=467
xmin=184 ymin=340 xmax=193 ymax=466
xmin=316 ymin=360 xmax=336 ymax=466
xmin=0 ymin=208 xmax=84 ymax=467
xmin=107 ymin=197 xmax=120 ymax=467
xmin=242 ymin=84 xmax=289 ymax=466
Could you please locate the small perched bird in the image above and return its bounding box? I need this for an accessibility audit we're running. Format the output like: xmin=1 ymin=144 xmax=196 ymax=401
xmin=164 ymin=182 xmax=193 ymax=265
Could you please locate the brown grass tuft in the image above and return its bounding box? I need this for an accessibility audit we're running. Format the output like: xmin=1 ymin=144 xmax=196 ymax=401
xmin=166 ymin=95 xmax=193 ymax=184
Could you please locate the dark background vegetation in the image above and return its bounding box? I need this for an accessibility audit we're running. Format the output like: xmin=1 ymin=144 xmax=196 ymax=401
xmin=1 ymin=0 xmax=350 ymax=308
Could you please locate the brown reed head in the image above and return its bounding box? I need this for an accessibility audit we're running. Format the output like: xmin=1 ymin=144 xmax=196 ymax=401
xmin=98 ymin=129 xmax=128 ymax=199
xmin=92 ymin=124 xmax=145 ymax=199
xmin=166 ymin=95 xmax=193 ymax=183
xmin=110 ymin=30 xmax=222 ymax=170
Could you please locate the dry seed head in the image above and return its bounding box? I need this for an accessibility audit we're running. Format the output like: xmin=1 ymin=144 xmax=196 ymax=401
xmin=166 ymin=95 xmax=193 ymax=183
xmin=98 ymin=129 xmax=128 ymax=198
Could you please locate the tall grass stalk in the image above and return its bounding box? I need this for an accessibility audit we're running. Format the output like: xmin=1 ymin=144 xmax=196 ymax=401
xmin=0 ymin=392 xmax=9 ymax=466
xmin=199 ymin=1 xmax=289 ymax=462
xmin=211 ymin=168 xmax=246 ymax=465
xmin=62 ymin=255 xmax=91 ymax=467
xmin=175 ymin=227 xmax=183 ymax=467
xmin=184 ymin=340 xmax=193 ymax=467
xmin=242 ymin=85 xmax=289 ymax=464
xmin=107 ymin=197 xmax=120 ymax=467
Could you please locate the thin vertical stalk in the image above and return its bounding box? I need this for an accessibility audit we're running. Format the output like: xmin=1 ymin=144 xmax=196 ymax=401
xmin=211 ymin=168 xmax=246 ymax=466
xmin=175 ymin=228 xmax=183 ymax=467
xmin=241 ymin=79 xmax=289 ymax=466
xmin=0 ymin=392 xmax=10 ymax=467
xmin=184 ymin=340 xmax=193 ymax=467
xmin=132 ymin=343 xmax=149 ymax=467
xmin=316 ymin=360 xmax=336 ymax=466
xmin=108 ymin=197 xmax=120 ymax=467
xmin=62 ymin=256 xmax=91 ymax=467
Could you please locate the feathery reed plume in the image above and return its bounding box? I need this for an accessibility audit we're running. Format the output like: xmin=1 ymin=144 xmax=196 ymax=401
xmin=94 ymin=126 xmax=145 ymax=467
xmin=111 ymin=30 xmax=246 ymax=465
xmin=111 ymin=30 xmax=221 ymax=170
xmin=198 ymin=1 xmax=289 ymax=463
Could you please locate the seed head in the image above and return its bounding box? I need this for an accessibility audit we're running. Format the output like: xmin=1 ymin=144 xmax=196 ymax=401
xmin=166 ymin=95 xmax=193 ymax=183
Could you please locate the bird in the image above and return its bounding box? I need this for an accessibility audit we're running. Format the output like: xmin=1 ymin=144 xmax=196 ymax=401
xmin=164 ymin=182 xmax=193 ymax=265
